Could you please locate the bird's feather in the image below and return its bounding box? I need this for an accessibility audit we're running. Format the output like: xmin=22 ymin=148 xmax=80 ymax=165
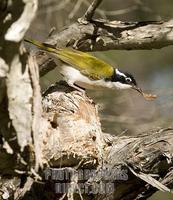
xmin=25 ymin=39 xmax=114 ymax=80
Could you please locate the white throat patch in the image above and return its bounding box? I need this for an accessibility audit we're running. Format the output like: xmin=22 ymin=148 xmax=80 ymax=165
xmin=113 ymin=82 xmax=132 ymax=89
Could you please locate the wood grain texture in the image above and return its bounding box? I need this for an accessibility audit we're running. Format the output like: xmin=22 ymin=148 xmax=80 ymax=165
xmin=39 ymin=83 xmax=173 ymax=200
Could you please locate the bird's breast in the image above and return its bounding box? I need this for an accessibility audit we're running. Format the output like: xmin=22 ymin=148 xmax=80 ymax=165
xmin=60 ymin=65 xmax=114 ymax=90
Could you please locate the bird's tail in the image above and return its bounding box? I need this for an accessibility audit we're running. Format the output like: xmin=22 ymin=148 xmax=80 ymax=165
xmin=24 ymin=38 xmax=59 ymax=54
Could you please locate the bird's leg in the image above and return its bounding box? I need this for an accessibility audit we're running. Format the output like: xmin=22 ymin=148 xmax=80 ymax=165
xmin=67 ymin=81 xmax=86 ymax=95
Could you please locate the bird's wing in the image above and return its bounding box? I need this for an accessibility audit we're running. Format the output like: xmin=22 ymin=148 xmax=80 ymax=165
xmin=56 ymin=48 xmax=114 ymax=80
xmin=24 ymin=39 xmax=114 ymax=80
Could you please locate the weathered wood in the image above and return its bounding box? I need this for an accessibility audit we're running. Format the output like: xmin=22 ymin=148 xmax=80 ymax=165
xmin=0 ymin=0 xmax=38 ymax=199
xmin=81 ymin=0 xmax=103 ymax=21
xmin=1 ymin=0 xmax=173 ymax=199
xmin=29 ymin=82 xmax=173 ymax=200
xmin=42 ymin=82 xmax=104 ymax=168
xmin=34 ymin=19 xmax=173 ymax=77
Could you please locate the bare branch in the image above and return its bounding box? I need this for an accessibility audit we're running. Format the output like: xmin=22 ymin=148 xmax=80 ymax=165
xmin=36 ymin=19 xmax=173 ymax=76
xmin=83 ymin=0 xmax=138 ymax=17
xmin=82 ymin=0 xmax=103 ymax=21
xmin=46 ymin=19 xmax=173 ymax=50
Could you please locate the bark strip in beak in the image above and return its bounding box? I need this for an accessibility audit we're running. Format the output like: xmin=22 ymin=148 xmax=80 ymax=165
xmin=132 ymin=85 xmax=157 ymax=100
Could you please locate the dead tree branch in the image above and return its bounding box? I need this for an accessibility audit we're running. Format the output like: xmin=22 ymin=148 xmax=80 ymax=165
xmin=82 ymin=0 xmax=103 ymax=21
xmin=35 ymin=19 xmax=173 ymax=77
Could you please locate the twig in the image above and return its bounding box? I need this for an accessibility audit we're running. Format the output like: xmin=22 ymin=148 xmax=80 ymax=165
xmin=83 ymin=0 xmax=138 ymax=17
xmin=82 ymin=0 xmax=103 ymax=21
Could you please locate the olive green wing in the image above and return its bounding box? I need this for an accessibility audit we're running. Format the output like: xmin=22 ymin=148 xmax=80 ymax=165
xmin=56 ymin=48 xmax=114 ymax=80
xmin=24 ymin=38 xmax=114 ymax=80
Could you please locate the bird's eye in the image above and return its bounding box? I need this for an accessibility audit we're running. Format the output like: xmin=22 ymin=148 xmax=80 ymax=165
xmin=125 ymin=77 xmax=132 ymax=83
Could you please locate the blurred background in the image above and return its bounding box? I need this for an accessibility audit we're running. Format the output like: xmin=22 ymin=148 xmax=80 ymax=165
xmin=26 ymin=1 xmax=173 ymax=199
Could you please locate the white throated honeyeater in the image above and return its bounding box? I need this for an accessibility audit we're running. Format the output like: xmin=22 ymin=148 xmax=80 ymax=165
xmin=24 ymin=38 xmax=157 ymax=100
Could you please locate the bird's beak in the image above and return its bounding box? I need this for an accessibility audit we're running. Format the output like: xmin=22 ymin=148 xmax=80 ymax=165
xmin=132 ymin=85 xmax=143 ymax=95
xmin=132 ymin=85 xmax=157 ymax=100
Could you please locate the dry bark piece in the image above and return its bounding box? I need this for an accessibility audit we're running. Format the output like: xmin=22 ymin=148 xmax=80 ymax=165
xmin=142 ymin=92 xmax=157 ymax=100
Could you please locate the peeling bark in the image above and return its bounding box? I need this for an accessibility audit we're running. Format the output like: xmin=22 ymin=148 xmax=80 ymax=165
xmin=0 ymin=0 xmax=38 ymax=199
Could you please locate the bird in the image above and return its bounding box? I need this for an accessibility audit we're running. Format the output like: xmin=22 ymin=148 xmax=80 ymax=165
xmin=24 ymin=38 xmax=145 ymax=96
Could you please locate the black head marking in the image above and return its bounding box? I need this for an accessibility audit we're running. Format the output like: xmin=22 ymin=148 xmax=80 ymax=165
xmin=123 ymin=72 xmax=137 ymax=86
xmin=105 ymin=69 xmax=137 ymax=86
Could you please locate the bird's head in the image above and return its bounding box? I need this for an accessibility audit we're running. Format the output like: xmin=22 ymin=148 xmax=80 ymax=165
xmin=107 ymin=68 xmax=142 ymax=94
